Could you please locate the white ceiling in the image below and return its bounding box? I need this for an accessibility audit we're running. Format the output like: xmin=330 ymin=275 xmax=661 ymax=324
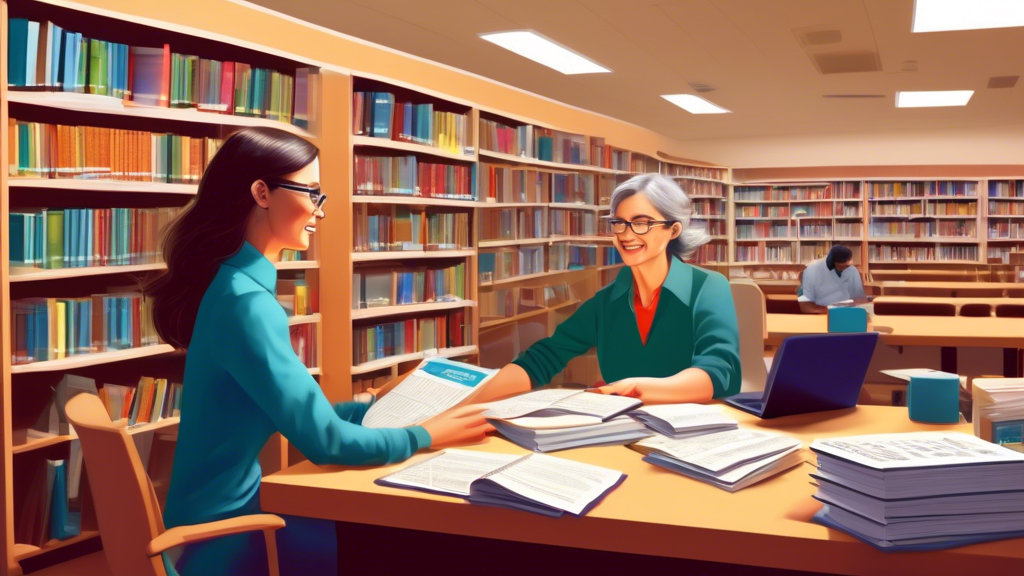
xmin=248 ymin=0 xmax=1024 ymax=142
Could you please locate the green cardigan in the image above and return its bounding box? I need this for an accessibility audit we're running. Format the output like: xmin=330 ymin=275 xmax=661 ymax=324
xmin=513 ymin=257 xmax=742 ymax=398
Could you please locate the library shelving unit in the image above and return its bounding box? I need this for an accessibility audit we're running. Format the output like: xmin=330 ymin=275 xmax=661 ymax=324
xmin=661 ymin=163 xmax=731 ymax=268
xmin=730 ymin=182 xmax=866 ymax=284
xmin=1 ymin=0 xmax=329 ymax=573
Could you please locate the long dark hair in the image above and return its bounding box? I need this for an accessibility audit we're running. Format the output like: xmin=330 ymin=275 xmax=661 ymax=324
xmin=144 ymin=127 xmax=319 ymax=349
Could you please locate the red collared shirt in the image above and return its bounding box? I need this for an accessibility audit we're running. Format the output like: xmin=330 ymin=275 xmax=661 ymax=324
xmin=633 ymin=286 xmax=662 ymax=345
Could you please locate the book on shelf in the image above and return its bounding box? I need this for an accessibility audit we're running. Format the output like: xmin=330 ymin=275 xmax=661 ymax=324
xmin=353 ymin=310 xmax=467 ymax=365
xmin=15 ymin=458 xmax=81 ymax=547
xmin=8 ymin=119 xmax=223 ymax=183
xmin=662 ymin=164 xmax=725 ymax=181
xmin=290 ymin=323 xmax=317 ymax=370
xmin=376 ymin=449 xmax=626 ymax=518
xmin=479 ymin=118 xmax=533 ymax=157
xmin=589 ymin=137 xmax=630 ymax=171
xmin=633 ymin=428 xmax=803 ymax=492
xmin=868 ymin=245 xmax=978 ymax=262
xmin=276 ymin=274 xmax=313 ymax=316
xmin=552 ymin=173 xmax=595 ymax=204
xmin=687 ymin=244 xmax=728 ymax=265
xmin=990 ymin=180 xmax=1024 ymax=198
xmin=549 ymin=243 xmax=597 ymax=270
xmin=352 ymin=263 xmax=466 ymax=309
xmin=480 ymin=164 xmax=550 ymax=203
xmin=7 ymin=17 xmax=315 ymax=125
xmin=629 ymin=404 xmax=738 ymax=438
xmin=989 ymin=201 xmax=1024 ymax=216
xmin=353 ymin=91 xmax=470 ymax=154
xmin=353 ymin=205 xmax=470 ymax=253
xmin=9 ymin=207 xmax=180 ymax=269
xmin=353 ymin=155 xmax=475 ymax=200
xmin=810 ymin=432 xmax=1024 ymax=550
xmin=601 ymin=246 xmax=623 ymax=266
xmin=10 ymin=293 xmax=159 ymax=365
xmin=32 ymin=374 xmax=98 ymax=437
xmin=678 ymin=180 xmax=725 ymax=197
xmin=279 ymin=249 xmax=307 ymax=262
xmin=362 ymin=357 xmax=496 ymax=428
xmin=550 ymin=209 xmax=596 ymax=236
xmin=631 ymin=154 xmax=658 ymax=173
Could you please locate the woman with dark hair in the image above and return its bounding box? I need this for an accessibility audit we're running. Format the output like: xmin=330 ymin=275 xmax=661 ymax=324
xmin=148 ymin=127 xmax=490 ymax=576
xmin=465 ymin=173 xmax=741 ymax=405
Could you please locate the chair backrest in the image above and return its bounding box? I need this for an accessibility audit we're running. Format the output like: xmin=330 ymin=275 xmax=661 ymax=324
xmin=996 ymin=304 xmax=1024 ymax=318
xmin=730 ymin=280 xmax=768 ymax=393
xmin=65 ymin=394 xmax=166 ymax=576
xmin=873 ymin=301 xmax=956 ymax=317
xmin=959 ymin=303 xmax=993 ymax=317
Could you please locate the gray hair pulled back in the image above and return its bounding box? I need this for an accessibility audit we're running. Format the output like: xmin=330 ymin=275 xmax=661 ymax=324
xmin=609 ymin=173 xmax=710 ymax=261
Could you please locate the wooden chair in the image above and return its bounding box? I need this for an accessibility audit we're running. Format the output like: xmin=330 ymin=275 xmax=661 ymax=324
xmin=65 ymin=394 xmax=284 ymax=576
xmin=959 ymin=303 xmax=993 ymax=317
xmin=873 ymin=301 xmax=956 ymax=316
xmin=996 ymin=304 xmax=1024 ymax=318
xmin=730 ymin=280 xmax=769 ymax=393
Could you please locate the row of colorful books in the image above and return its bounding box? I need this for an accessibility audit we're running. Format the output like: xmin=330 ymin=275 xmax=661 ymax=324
xmin=551 ymin=209 xmax=597 ymax=236
xmin=735 ymin=243 xmax=794 ymax=264
xmin=480 ymin=165 xmax=550 ymax=203
xmin=602 ymin=247 xmax=624 ymax=266
xmin=662 ymin=164 xmax=726 ymax=181
xmin=688 ymin=243 xmax=729 ymax=265
xmin=353 ymin=310 xmax=468 ymax=365
xmin=867 ymin=182 xmax=978 ymax=198
xmin=988 ymin=201 xmax=1024 ymax=216
xmin=353 ymin=155 xmax=476 ymax=200
xmin=990 ymin=181 xmax=1024 ymax=198
xmin=988 ymin=223 xmax=1024 ymax=239
xmin=479 ymin=207 xmax=546 ymax=241
xmin=868 ymin=245 xmax=979 ymax=261
xmin=7 ymin=19 xmax=312 ymax=124
xmin=99 ymin=377 xmax=183 ymax=426
xmin=691 ymin=198 xmax=727 ymax=216
xmin=352 ymin=263 xmax=467 ymax=309
xmin=736 ymin=223 xmax=792 ymax=239
xmin=10 ymin=294 xmax=158 ymax=365
xmin=353 ymin=206 xmax=470 ymax=253
xmin=678 ymin=180 xmax=726 ymax=197
xmin=697 ymin=220 xmax=728 ymax=235
xmin=479 ymin=247 xmax=544 ymax=284
xmin=478 ymin=119 xmax=588 ymax=166
xmin=480 ymin=282 xmax=577 ymax=320
xmin=552 ymin=173 xmax=597 ymax=205
xmin=869 ymin=221 xmax=977 ymax=238
xmin=549 ymin=244 xmax=597 ymax=271
xmin=9 ymin=207 xmax=179 ymax=269
xmin=8 ymin=120 xmax=222 ymax=183
xmin=589 ymin=138 xmax=630 ymax=171
xmin=353 ymin=92 xmax=471 ymax=154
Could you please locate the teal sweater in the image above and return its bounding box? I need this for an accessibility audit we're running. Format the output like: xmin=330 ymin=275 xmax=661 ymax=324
xmin=163 ymin=242 xmax=430 ymax=575
xmin=513 ymin=257 xmax=741 ymax=397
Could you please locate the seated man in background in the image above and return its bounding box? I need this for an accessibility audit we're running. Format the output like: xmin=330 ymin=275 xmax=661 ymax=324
xmin=798 ymin=245 xmax=866 ymax=311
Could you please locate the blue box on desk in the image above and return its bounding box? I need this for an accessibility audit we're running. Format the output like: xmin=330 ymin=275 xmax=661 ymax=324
xmin=827 ymin=307 xmax=867 ymax=333
xmin=908 ymin=373 xmax=960 ymax=424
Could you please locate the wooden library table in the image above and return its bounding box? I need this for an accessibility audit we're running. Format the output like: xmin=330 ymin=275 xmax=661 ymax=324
xmin=874 ymin=281 xmax=1022 ymax=297
xmin=871 ymin=296 xmax=1024 ymax=314
xmin=260 ymin=406 xmax=1024 ymax=575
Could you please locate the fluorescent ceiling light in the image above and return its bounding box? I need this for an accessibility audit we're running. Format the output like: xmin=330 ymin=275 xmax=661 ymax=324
xmin=913 ymin=0 xmax=1024 ymax=32
xmin=479 ymin=31 xmax=609 ymax=75
xmin=661 ymin=94 xmax=731 ymax=114
xmin=895 ymin=90 xmax=974 ymax=108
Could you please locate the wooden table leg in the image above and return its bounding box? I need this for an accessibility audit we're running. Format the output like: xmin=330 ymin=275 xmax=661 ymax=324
xmin=1004 ymin=348 xmax=1021 ymax=377
xmin=941 ymin=347 xmax=957 ymax=374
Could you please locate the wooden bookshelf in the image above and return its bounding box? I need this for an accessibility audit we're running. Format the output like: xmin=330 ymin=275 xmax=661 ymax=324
xmin=2 ymin=1 xmax=328 ymax=573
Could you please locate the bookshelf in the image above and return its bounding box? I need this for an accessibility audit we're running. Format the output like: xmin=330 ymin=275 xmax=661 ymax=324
xmin=1 ymin=0 xmax=327 ymax=573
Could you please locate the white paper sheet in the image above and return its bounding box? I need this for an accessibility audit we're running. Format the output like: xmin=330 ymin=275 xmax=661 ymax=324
xmin=379 ymin=449 xmax=521 ymax=496
xmin=481 ymin=388 xmax=582 ymax=420
xmin=487 ymin=453 xmax=623 ymax=516
xmin=362 ymin=358 xmax=497 ymax=428
xmin=637 ymin=429 xmax=800 ymax=474
xmin=811 ymin=432 xmax=1024 ymax=470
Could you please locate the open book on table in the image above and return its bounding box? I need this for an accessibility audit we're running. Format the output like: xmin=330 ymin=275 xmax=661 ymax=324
xmin=376 ymin=448 xmax=626 ymax=517
xmin=362 ymin=358 xmax=496 ymax=429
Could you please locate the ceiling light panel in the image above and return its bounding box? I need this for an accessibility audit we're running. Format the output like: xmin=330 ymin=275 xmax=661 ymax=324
xmin=479 ymin=31 xmax=610 ymax=75
xmin=661 ymin=94 xmax=731 ymax=114
xmin=913 ymin=0 xmax=1024 ymax=33
xmin=895 ymin=90 xmax=974 ymax=107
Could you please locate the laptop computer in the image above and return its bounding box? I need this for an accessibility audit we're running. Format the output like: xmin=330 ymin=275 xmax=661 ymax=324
xmin=725 ymin=332 xmax=879 ymax=419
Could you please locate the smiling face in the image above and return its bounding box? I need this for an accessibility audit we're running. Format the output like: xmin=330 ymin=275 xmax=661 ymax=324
xmin=612 ymin=192 xmax=681 ymax=268
xmin=264 ymin=157 xmax=322 ymax=252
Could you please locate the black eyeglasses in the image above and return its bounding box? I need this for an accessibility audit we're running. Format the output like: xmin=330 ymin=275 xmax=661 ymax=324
xmin=266 ymin=180 xmax=327 ymax=216
xmin=605 ymin=218 xmax=675 ymax=235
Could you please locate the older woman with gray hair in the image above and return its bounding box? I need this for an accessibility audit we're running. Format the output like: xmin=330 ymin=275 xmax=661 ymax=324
xmin=470 ymin=173 xmax=742 ymax=405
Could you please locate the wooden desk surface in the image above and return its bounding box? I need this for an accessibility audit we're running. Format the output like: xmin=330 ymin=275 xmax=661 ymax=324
xmin=260 ymin=406 xmax=1024 ymax=575
xmin=766 ymin=313 xmax=1024 ymax=347
xmin=876 ymin=281 xmax=1021 ymax=289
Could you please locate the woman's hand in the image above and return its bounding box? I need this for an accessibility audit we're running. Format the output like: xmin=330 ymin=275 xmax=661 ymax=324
xmin=420 ymin=405 xmax=495 ymax=449
xmin=589 ymin=378 xmax=647 ymax=398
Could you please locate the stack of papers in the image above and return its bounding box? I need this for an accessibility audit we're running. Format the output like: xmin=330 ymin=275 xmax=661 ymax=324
xmin=810 ymin=432 xmax=1024 ymax=550
xmin=973 ymin=379 xmax=1024 ymax=450
xmin=376 ymin=449 xmax=626 ymax=517
xmin=362 ymin=358 xmax=496 ymax=429
xmin=483 ymin=389 xmax=650 ymax=452
xmin=633 ymin=429 xmax=803 ymax=492
xmin=629 ymin=404 xmax=738 ymax=438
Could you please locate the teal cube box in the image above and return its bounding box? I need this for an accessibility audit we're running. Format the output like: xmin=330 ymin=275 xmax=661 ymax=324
xmin=908 ymin=373 xmax=960 ymax=424
xmin=828 ymin=307 xmax=868 ymax=333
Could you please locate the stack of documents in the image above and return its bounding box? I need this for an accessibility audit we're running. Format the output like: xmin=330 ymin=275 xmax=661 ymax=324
xmin=632 ymin=429 xmax=803 ymax=492
xmin=629 ymin=404 xmax=738 ymax=438
xmin=972 ymin=379 xmax=1024 ymax=450
xmin=483 ymin=389 xmax=650 ymax=452
xmin=376 ymin=449 xmax=626 ymax=517
xmin=810 ymin=432 xmax=1024 ymax=550
xmin=362 ymin=358 xmax=496 ymax=429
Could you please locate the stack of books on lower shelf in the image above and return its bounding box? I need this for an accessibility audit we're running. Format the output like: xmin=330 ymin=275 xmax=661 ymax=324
xmin=810 ymin=432 xmax=1024 ymax=550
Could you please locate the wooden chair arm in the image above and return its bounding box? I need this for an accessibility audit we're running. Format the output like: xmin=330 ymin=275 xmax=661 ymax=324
xmin=147 ymin=514 xmax=286 ymax=556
